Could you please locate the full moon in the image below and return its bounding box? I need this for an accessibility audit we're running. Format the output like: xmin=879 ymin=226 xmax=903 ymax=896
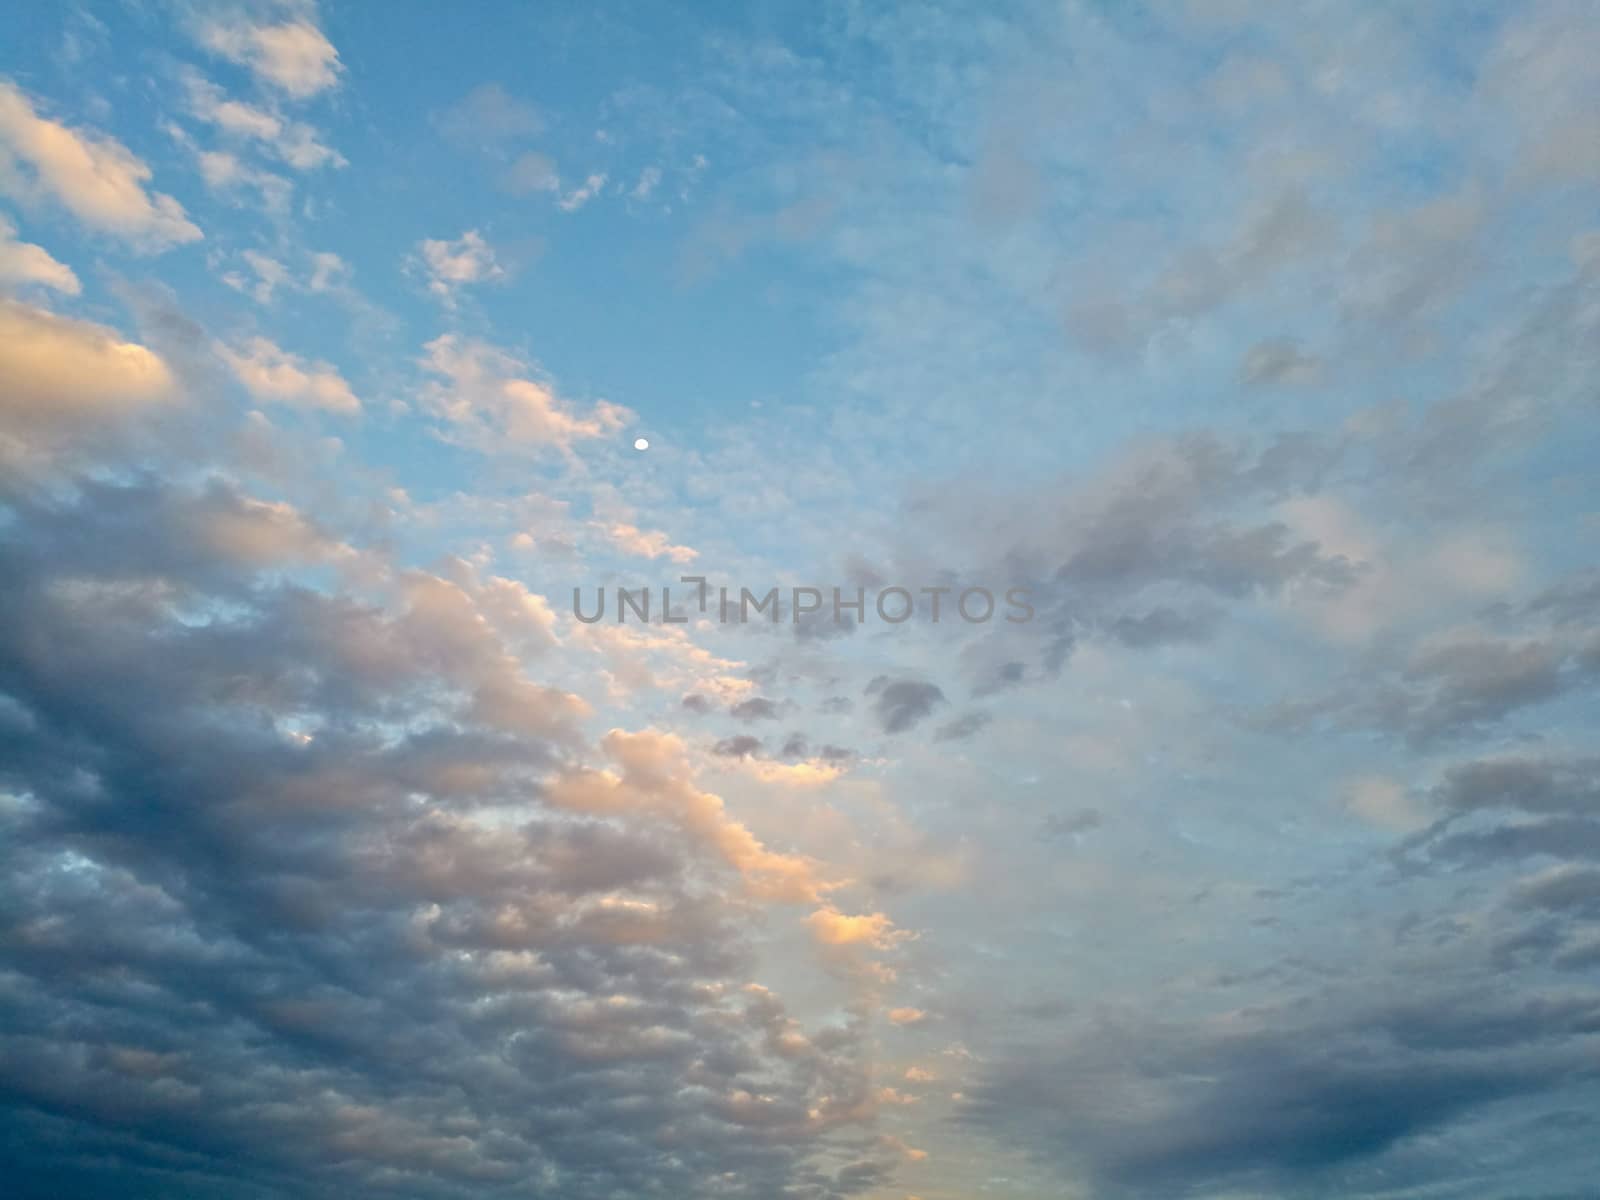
xmin=633 ymin=437 xmax=649 ymax=451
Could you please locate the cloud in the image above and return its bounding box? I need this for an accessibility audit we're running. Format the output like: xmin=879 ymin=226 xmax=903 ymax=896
xmin=1513 ymin=864 xmax=1600 ymax=919
xmin=1480 ymin=2 xmax=1600 ymax=182
xmin=603 ymin=522 xmax=698 ymax=563
xmin=730 ymin=697 xmax=780 ymax=722
xmin=1400 ymin=753 xmax=1600 ymax=882
xmin=967 ymin=986 xmax=1600 ymax=1197
xmin=559 ymin=172 xmax=607 ymax=212
xmin=199 ymin=16 xmax=343 ymax=99
xmin=0 ymin=299 xmax=171 ymax=450
xmin=806 ymin=907 xmax=906 ymax=950
xmin=1043 ymin=808 xmax=1103 ymax=838
xmin=436 ymin=82 xmax=543 ymax=145
xmin=220 ymin=248 xmax=355 ymax=306
xmin=0 ymin=473 xmax=884 ymax=1199
xmin=420 ymin=333 xmax=630 ymax=453
xmin=308 ymin=249 xmax=348 ymax=291
xmin=221 ymin=248 xmax=290 ymax=302
xmin=0 ymin=80 xmax=201 ymax=250
xmin=1434 ymin=753 xmax=1600 ymax=820
xmin=503 ymin=150 xmax=560 ymax=195
xmin=217 ymin=334 xmax=360 ymax=413
xmin=547 ymin=728 xmax=826 ymax=904
xmin=1343 ymin=774 xmax=1426 ymax=832
xmin=866 ymin=677 xmax=946 ymax=734
xmin=1105 ymin=604 xmax=1218 ymax=646
xmin=1240 ymin=336 xmax=1323 ymax=387
xmin=1266 ymin=621 xmax=1599 ymax=747
xmin=632 ymin=165 xmax=663 ymax=201
xmin=186 ymin=141 xmax=292 ymax=214
xmin=883 ymin=431 xmax=1361 ymax=691
xmin=0 ymin=213 xmax=78 ymax=293
xmin=934 ymin=710 xmax=990 ymax=742
xmin=181 ymin=71 xmax=344 ymax=170
xmin=713 ymin=734 xmax=763 ymax=758
xmin=412 ymin=229 xmax=506 ymax=305
xmin=1065 ymin=189 xmax=1333 ymax=357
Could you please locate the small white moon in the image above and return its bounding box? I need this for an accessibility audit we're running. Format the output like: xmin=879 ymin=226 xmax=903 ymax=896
xmin=633 ymin=437 xmax=650 ymax=451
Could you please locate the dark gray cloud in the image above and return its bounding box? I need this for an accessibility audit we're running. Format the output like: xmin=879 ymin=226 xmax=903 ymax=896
xmin=794 ymin=607 xmax=857 ymax=642
xmin=714 ymin=734 xmax=764 ymax=758
xmin=730 ymin=696 xmax=781 ymax=721
xmin=864 ymin=677 xmax=945 ymax=734
xmin=871 ymin=431 xmax=1357 ymax=696
xmin=963 ymin=742 xmax=1600 ymax=1197
xmin=934 ymin=711 xmax=990 ymax=742
xmin=1265 ymin=623 xmax=1600 ymax=747
xmin=967 ymin=987 xmax=1600 ymax=1198
xmin=1402 ymin=752 xmax=1600 ymax=974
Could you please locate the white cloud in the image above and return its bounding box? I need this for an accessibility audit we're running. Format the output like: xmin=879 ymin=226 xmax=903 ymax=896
xmin=194 ymin=147 xmax=292 ymax=214
xmin=559 ymin=172 xmax=607 ymax=212
xmin=220 ymin=249 xmax=293 ymax=304
xmin=603 ymin=521 xmax=698 ymax=564
xmin=217 ymin=334 xmax=359 ymax=414
xmin=307 ymin=250 xmax=347 ymax=292
xmin=421 ymin=334 xmax=630 ymax=452
xmin=0 ymin=299 xmax=171 ymax=443
xmin=221 ymin=248 xmax=352 ymax=306
xmin=182 ymin=71 xmax=345 ymax=170
xmin=805 ymin=907 xmax=906 ymax=949
xmin=413 ymin=230 xmax=505 ymax=305
xmin=0 ymin=81 xmax=201 ymax=250
xmin=886 ymin=1007 xmax=928 ymax=1026
xmin=0 ymin=214 xmax=79 ymax=293
xmin=200 ymin=18 xmax=342 ymax=100
xmin=632 ymin=165 xmax=662 ymax=201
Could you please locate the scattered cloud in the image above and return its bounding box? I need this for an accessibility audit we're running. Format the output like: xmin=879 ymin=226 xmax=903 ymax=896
xmin=632 ymin=165 xmax=662 ymax=200
xmin=435 ymin=82 xmax=543 ymax=146
xmin=0 ymin=213 xmax=78 ymax=293
xmin=0 ymin=80 xmax=201 ymax=250
xmin=199 ymin=15 xmax=343 ymax=99
xmin=503 ymin=150 xmax=560 ymax=195
xmin=604 ymin=521 xmax=698 ymax=563
xmin=420 ymin=333 xmax=629 ymax=452
xmin=559 ymin=172 xmax=607 ymax=212
xmin=412 ymin=229 xmax=506 ymax=306
xmin=217 ymin=334 xmax=360 ymax=413
xmin=181 ymin=70 xmax=345 ymax=170
xmin=867 ymin=677 xmax=946 ymax=734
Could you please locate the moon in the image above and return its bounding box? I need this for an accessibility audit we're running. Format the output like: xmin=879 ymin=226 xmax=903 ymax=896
xmin=633 ymin=437 xmax=650 ymax=451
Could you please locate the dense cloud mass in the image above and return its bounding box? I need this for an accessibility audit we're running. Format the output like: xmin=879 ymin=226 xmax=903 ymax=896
xmin=0 ymin=473 xmax=895 ymax=1199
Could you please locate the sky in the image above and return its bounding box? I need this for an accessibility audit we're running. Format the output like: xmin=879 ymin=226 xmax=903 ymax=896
xmin=1 ymin=1 xmax=1599 ymax=1198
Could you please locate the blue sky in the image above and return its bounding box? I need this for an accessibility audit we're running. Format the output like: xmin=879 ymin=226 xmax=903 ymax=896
xmin=2 ymin=2 xmax=1600 ymax=1199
